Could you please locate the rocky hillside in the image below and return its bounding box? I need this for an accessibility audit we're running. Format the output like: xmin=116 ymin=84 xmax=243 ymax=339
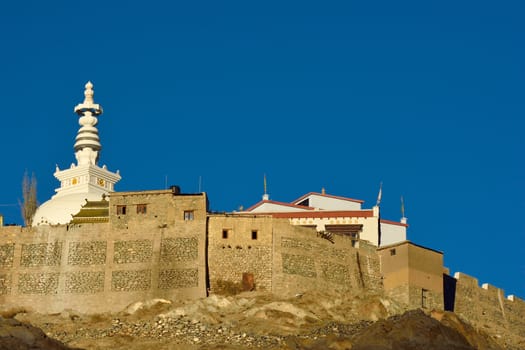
xmin=2 ymin=290 xmax=522 ymax=350
xmin=0 ymin=315 xmax=72 ymax=350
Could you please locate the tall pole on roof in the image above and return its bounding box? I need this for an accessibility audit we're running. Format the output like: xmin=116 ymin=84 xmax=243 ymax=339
xmin=375 ymin=181 xmax=383 ymax=207
xmin=374 ymin=181 xmax=383 ymax=246
xmin=262 ymin=174 xmax=269 ymax=200
xmin=400 ymin=195 xmax=408 ymax=224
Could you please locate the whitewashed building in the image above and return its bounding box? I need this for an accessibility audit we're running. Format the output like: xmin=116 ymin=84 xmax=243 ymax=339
xmin=241 ymin=190 xmax=407 ymax=247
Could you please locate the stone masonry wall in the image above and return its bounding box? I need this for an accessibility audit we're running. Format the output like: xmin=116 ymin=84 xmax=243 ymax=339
xmin=113 ymin=240 xmax=153 ymax=264
xmin=453 ymin=272 xmax=525 ymax=344
xmin=0 ymin=243 xmax=15 ymax=267
xmin=207 ymin=215 xmax=273 ymax=293
xmin=67 ymin=241 xmax=107 ymax=266
xmin=0 ymin=191 xmax=208 ymax=314
xmin=208 ymin=214 xmax=383 ymax=297
xmin=272 ymin=221 xmax=382 ymax=297
xmin=20 ymin=242 xmax=62 ymax=267
xmin=2 ymin=188 xmax=523 ymax=341
xmin=65 ymin=271 xmax=105 ymax=294
xmin=385 ymin=284 xmax=442 ymax=311
xmin=0 ymin=273 xmax=12 ymax=295
xmin=357 ymin=241 xmax=383 ymax=293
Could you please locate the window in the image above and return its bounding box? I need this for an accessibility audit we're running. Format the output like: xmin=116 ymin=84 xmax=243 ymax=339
xmin=137 ymin=204 xmax=147 ymax=214
xmin=422 ymin=289 xmax=429 ymax=308
xmin=297 ymin=199 xmax=309 ymax=207
xmin=351 ymin=232 xmax=359 ymax=247
xmin=222 ymin=229 xmax=229 ymax=239
xmin=390 ymin=249 xmax=396 ymax=256
xmin=251 ymin=230 xmax=258 ymax=240
xmin=184 ymin=210 xmax=194 ymax=221
xmin=116 ymin=205 xmax=127 ymax=215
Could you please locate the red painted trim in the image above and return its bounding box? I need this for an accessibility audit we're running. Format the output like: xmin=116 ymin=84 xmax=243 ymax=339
xmin=380 ymin=219 xmax=409 ymax=227
xmin=292 ymin=192 xmax=364 ymax=205
xmin=244 ymin=200 xmax=315 ymax=212
xmin=269 ymin=210 xmax=375 ymax=219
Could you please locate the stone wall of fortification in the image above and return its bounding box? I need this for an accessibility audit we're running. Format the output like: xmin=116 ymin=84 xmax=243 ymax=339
xmin=1 ymin=208 xmax=383 ymax=314
xmin=453 ymin=272 xmax=525 ymax=344
xmin=378 ymin=242 xmax=444 ymax=311
xmin=207 ymin=215 xmax=382 ymax=297
xmin=272 ymin=222 xmax=381 ymax=297
xmin=0 ymin=192 xmax=208 ymax=314
xmin=207 ymin=215 xmax=274 ymax=293
xmin=2 ymin=188 xmax=523 ymax=341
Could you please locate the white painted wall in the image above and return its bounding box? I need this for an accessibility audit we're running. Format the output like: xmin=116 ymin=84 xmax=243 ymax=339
xmin=380 ymin=222 xmax=407 ymax=246
xmin=33 ymin=192 xmax=106 ymax=226
xmin=289 ymin=215 xmax=380 ymax=246
xmin=302 ymin=194 xmax=362 ymax=210
xmin=360 ymin=217 xmax=380 ymax=246
xmin=248 ymin=202 xmax=311 ymax=213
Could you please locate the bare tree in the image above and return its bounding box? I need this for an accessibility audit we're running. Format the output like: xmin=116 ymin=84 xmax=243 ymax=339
xmin=19 ymin=170 xmax=38 ymax=227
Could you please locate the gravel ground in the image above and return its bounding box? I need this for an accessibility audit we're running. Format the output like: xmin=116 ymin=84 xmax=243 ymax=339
xmin=4 ymin=291 xmax=520 ymax=350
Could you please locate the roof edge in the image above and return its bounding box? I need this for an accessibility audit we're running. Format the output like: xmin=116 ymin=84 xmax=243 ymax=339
xmin=292 ymin=192 xmax=365 ymax=205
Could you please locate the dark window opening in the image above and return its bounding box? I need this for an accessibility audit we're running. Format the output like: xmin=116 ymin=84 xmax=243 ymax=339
xmin=184 ymin=210 xmax=194 ymax=221
xmin=422 ymin=288 xmax=429 ymax=308
xmin=222 ymin=229 xmax=229 ymax=239
xmin=251 ymin=230 xmax=258 ymax=240
xmin=351 ymin=232 xmax=359 ymax=247
xmin=117 ymin=205 xmax=127 ymax=215
xmin=137 ymin=204 xmax=147 ymax=214
xmin=390 ymin=249 xmax=396 ymax=256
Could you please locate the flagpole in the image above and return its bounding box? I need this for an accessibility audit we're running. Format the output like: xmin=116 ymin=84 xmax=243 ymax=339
xmin=376 ymin=181 xmax=383 ymax=207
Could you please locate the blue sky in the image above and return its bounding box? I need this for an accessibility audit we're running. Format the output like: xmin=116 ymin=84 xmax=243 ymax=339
xmin=0 ymin=1 xmax=523 ymax=298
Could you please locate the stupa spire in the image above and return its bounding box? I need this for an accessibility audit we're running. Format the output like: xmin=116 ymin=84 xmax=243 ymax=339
xmin=83 ymin=81 xmax=95 ymax=104
xmin=32 ymin=81 xmax=121 ymax=226
xmin=73 ymin=81 xmax=103 ymax=165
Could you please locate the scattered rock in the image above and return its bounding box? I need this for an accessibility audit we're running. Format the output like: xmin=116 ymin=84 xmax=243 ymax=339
xmin=124 ymin=298 xmax=172 ymax=315
xmin=4 ymin=291 xmax=517 ymax=350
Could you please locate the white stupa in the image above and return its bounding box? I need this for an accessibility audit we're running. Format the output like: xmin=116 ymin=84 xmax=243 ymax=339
xmin=33 ymin=82 xmax=121 ymax=226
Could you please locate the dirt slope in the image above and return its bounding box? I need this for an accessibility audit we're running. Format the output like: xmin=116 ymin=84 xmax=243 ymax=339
xmin=3 ymin=291 xmax=517 ymax=350
xmin=0 ymin=316 xmax=74 ymax=350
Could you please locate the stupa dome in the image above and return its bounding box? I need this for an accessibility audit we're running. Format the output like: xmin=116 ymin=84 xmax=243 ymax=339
xmin=33 ymin=192 xmax=106 ymax=226
xmin=32 ymin=82 xmax=121 ymax=226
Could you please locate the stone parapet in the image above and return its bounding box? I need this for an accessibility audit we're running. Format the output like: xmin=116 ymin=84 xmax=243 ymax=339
xmin=453 ymin=271 xmax=525 ymax=345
